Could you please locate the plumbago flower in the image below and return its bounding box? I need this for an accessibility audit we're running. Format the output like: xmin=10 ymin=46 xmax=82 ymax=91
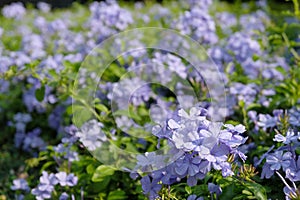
xmin=239 ymin=10 xmax=270 ymax=35
xmin=11 ymin=178 xmax=30 ymax=191
xmin=260 ymin=129 xmax=300 ymax=197
xmin=225 ymin=32 xmax=262 ymax=63
xmin=277 ymin=171 xmax=300 ymax=200
xmin=53 ymin=125 xmax=79 ymax=163
xmin=9 ymin=113 xmax=46 ymax=152
xmin=289 ymin=107 xmax=300 ymax=127
xmin=87 ymin=0 xmax=133 ymax=40
xmin=134 ymin=106 xmax=247 ymax=199
xmin=172 ymin=1 xmax=217 ymax=44
xmin=32 ymin=171 xmax=78 ymax=200
xmin=56 ymin=172 xmax=78 ymax=187
xmin=75 ymin=119 xmax=107 ymax=151
xmin=2 ymin=2 xmax=26 ymax=20
xmin=32 ymin=172 xmax=58 ymax=200
xmin=247 ymin=109 xmax=284 ymax=131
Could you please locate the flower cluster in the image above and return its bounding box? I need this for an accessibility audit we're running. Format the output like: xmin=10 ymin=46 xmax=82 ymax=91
xmin=172 ymin=2 xmax=217 ymax=44
xmin=87 ymin=0 xmax=133 ymax=40
xmin=32 ymin=171 xmax=78 ymax=200
xmin=260 ymin=129 xmax=300 ymax=199
xmin=53 ymin=126 xmax=79 ymax=163
xmin=136 ymin=106 xmax=247 ymax=199
xmin=2 ymin=2 xmax=26 ymax=20
xmin=1 ymin=0 xmax=299 ymax=199
xmin=75 ymin=119 xmax=107 ymax=151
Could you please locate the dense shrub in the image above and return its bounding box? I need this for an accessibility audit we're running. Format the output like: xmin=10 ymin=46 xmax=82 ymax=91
xmin=0 ymin=0 xmax=300 ymax=199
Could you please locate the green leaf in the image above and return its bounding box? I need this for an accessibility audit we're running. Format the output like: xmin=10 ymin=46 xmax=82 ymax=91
xmin=219 ymin=184 xmax=238 ymax=200
xmin=246 ymin=103 xmax=262 ymax=111
xmin=92 ymin=165 xmax=115 ymax=182
xmin=86 ymin=164 xmax=95 ymax=174
xmin=72 ymin=105 xmax=93 ymax=127
xmin=245 ymin=182 xmax=267 ymax=200
xmin=185 ymin=186 xmax=192 ymax=194
xmin=41 ymin=161 xmax=55 ymax=171
xmin=107 ymin=190 xmax=128 ymax=200
xmin=113 ymin=109 xmax=142 ymax=121
xmin=35 ymin=85 xmax=45 ymax=102
xmin=95 ymin=104 xmax=109 ymax=113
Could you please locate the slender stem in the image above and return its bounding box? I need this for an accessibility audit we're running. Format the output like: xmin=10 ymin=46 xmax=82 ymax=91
xmin=276 ymin=171 xmax=293 ymax=193
xmin=282 ymin=33 xmax=300 ymax=61
xmin=81 ymin=187 xmax=84 ymax=200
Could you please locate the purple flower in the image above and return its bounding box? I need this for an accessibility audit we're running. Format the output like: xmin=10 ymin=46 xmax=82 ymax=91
xmin=22 ymin=128 xmax=46 ymax=151
xmin=140 ymin=175 xmax=162 ymax=200
xmin=226 ymin=32 xmax=261 ymax=63
xmin=37 ymin=2 xmax=51 ymax=13
xmin=40 ymin=171 xmax=58 ymax=186
xmin=229 ymin=83 xmax=258 ymax=106
xmin=32 ymin=171 xmax=58 ymax=200
xmin=59 ymin=192 xmax=69 ymax=200
xmin=137 ymin=106 xmax=247 ymax=194
xmin=48 ymin=105 xmax=65 ymax=130
xmin=22 ymin=34 xmax=45 ymax=59
xmin=266 ymin=151 xmax=292 ymax=171
xmin=54 ymin=142 xmax=79 ymax=162
xmin=11 ymin=178 xmax=29 ymax=191
xmin=199 ymin=122 xmax=223 ymax=150
xmin=0 ymin=80 xmax=9 ymax=95
xmin=174 ymin=155 xmax=201 ymax=177
xmin=2 ymin=2 xmax=26 ymax=20
xmin=221 ymin=124 xmax=248 ymax=148
xmin=274 ymin=130 xmax=299 ymax=144
xmin=108 ymin=77 xmax=152 ymax=108
xmin=187 ymin=195 xmax=204 ymax=200
xmin=276 ymin=171 xmax=299 ymax=200
xmin=188 ymin=0 xmax=212 ymax=10
xmin=257 ymin=113 xmax=279 ymax=130
xmin=56 ymin=172 xmax=78 ymax=187
xmin=286 ymin=156 xmax=300 ymax=182
xmin=240 ymin=11 xmax=269 ymax=35
xmin=216 ymin=12 xmax=237 ymax=34
xmin=173 ymin=7 xmax=218 ymax=44
xmin=261 ymin=163 xmax=275 ymax=179
xmin=0 ymin=56 xmax=13 ymax=74
xmin=87 ymin=1 xmax=133 ymax=38
xmin=208 ymin=183 xmax=222 ymax=196
xmin=14 ymin=113 xmax=32 ymax=124
xmin=289 ymin=107 xmax=300 ymax=127
xmin=187 ymin=172 xmax=206 ymax=186
xmin=76 ymin=119 xmax=107 ymax=151
xmin=136 ymin=152 xmax=167 ymax=172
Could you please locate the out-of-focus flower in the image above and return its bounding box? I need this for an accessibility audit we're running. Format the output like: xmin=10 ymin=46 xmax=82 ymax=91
xmin=226 ymin=32 xmax=261 ymax=63
xmin=140 ymin=175 xmax=162 ymax=200
xmin=59 ymin=192 xmax=69 ymax=200
xmin=2 ymin=2 xmax=26 ymax=20
xmin=56 ymin=172 xmax=78 ymax=187
xmin=11 ymin=178 xmax=30 ymax=191
xmin=208 ymin=183 xmax=222 ymax=196
xmin=32 ymin=171 xmax=58 ymax=200
xmin=37 ymin=2 xmax=51 ymax=13
xmin=274 ymin=130 xmax=299 ymax=145
xmin=187 ymin=195 xmax=204 ymax=200
xmin=76 ymin=119 xmax=107 ymax=151
xmin=229 ymin=83 xmax=258 ymax=106
xmin=173 ymin=7 xmax=218 ymax=44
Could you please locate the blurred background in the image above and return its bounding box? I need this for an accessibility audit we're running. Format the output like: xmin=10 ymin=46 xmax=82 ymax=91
xmin=0 ymin=0 xmax=293 ymax=8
